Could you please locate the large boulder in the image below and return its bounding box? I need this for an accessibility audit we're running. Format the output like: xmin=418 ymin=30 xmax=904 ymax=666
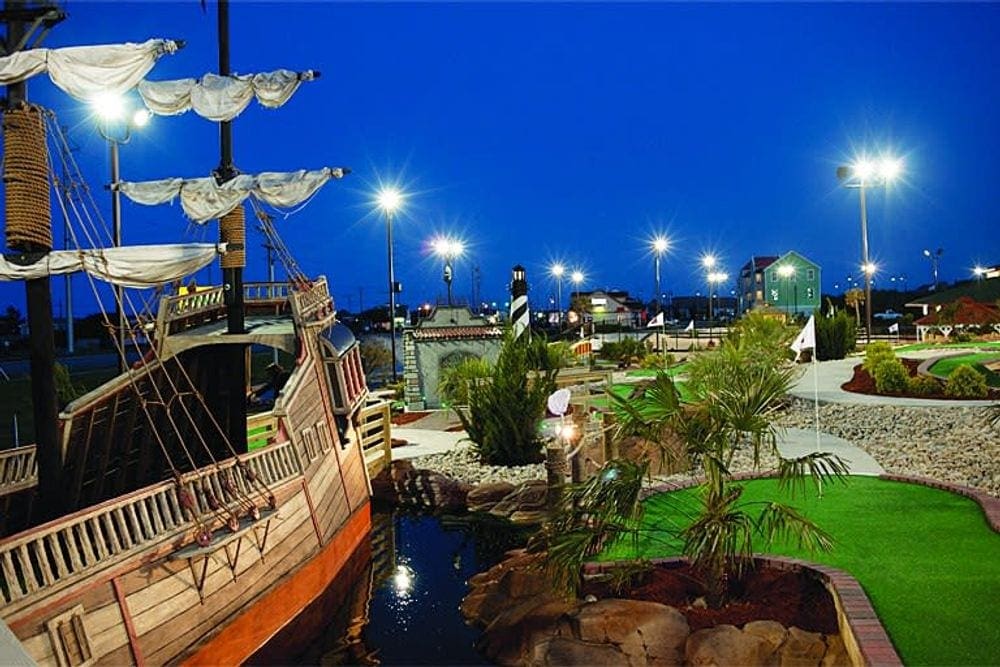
xmin=617 ymin=433 xmax=689 ymax=476
xmin=567 ymin=599 xmax=690 ymax=665
xmin=490 ymin=480 xmax=548 ymax=521
xmin=686 ymin=624 xmax=774 ymax=666
xmin=778 ymin=627 xmax=826 ymax=667
xmin=467 ymin=481 xmax=517 ymax=512
xmin=530 ymin=637 xmax=626 ymax=666
xmin=744 ymin=620 xmax=788 ymax=656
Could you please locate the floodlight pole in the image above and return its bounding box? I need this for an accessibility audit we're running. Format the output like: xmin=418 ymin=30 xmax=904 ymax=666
xmin=858 ymin=183 xmax=873 ymax=344
xmin=386 ymin=209 xmax=398 ymax=382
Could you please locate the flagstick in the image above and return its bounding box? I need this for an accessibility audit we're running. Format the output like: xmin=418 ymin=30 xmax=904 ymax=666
xmin=812 ymin=349 xmax=823 ymax=497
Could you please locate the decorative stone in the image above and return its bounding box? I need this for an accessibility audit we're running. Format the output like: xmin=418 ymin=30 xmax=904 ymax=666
xmin=467 ymin=481 xmax=517 ymax=512
xmin=569 ymin=599 xmax=689 ymax=665
xmin=821 ymin=634 xmax=849 ymax=667
xmin=743 ymin=619 xmax=788 ymax=655
xmin=490 ymin=480 xmax=548 ymax=520
xmin=531 ymin=637 xmax=625 ymax=666
xmin=685 ymin=624 xmax=773 ymax=666
xmin=778 ymin=626 xmax=826 ymax=666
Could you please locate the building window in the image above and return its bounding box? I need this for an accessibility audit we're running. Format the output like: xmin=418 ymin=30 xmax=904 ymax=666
xmin=807 ymin=269 xmax=815 ymax=280
xmin=755 ymin=273 xmax=762 ymax=284
xmin=755 ymin=290 xmax=763 ymax=301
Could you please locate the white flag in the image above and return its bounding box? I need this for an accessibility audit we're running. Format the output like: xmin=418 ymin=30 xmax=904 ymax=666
xmin=790 ymin=314 xmax=816 ymax=361
xmin=684 ymin=319 xmax=695 ymax=332
xmin=888 ymin=322 xmax=899 ymax=334
xmin=647 ymin=312 xmax=665 ymax=328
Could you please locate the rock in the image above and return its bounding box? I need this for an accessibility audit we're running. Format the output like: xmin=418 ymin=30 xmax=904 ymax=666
xmin=821 ymin=634 xmax=849 ymax=667
xmin=389 ymin=458 xmax=414 ymax=481
xmin=778 ymin=626 xmax=826 ymax=667
xmin=686 ymin=624 xmax=773 ymax=666
xmin=478 ymin=598 xmax=576 ymax=666
xmin=530 ymin=637 xmax=625 ymax=666
xmin=467 ymin=481 xmax=517 ymax=512
xmin=568 ymin=599 xmax=689 ymax=665
xmin=490 ymin=480 xmax=548 ymax=520
xmin=744 ymin=620 xmax=788 ymax=655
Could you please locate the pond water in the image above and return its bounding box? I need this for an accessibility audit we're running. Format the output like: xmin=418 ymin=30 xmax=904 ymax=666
xmin=251 ymin=508 xmax=533 ymax=666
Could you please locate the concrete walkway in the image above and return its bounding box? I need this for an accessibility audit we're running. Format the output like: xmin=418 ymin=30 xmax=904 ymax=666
xmin=777 ymin=427 xmax=884 ymax=476
xmin=391 ymin=427 xmax=468 ymax=460
xmin=788 ymin=357 xmax=996 ymax=407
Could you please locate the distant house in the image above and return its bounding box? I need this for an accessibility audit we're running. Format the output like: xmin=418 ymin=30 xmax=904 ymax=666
xmin=914 ymin=296 xmax=1000 ymax=341
xmin=571 ymin=290 xmax=645 ymax=326
xmin=739 ymin=251 xmax=821 ymax=317
xmin=905 ymin=272 xmax=1000 ymax=317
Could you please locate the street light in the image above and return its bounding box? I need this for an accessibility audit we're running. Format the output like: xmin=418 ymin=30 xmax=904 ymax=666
xmin=376 ymin=187 xmax=403 ymax=382
xmin=701 ymin=254 xmax=717 ymax=321
xmin=837 ymin=154 xmax=903 ymax=343
xmin=550 ymin=263 xmax=565 ymax=325
xmin=777 ymin=264 xmax=797 ymax=318
xmin=651 ymin=236 xmax=669 ymax=318
xmin=973 ymin=265 xmax=986 ymax=282
xmin=923 ymin=248 xmax=943 ymax=291
xmin=92 ymin=94 xmax=151 ymax=373
xmin=707 ymin=270 xmax=728 ymax=322
xmin=431 ymin=236 xmax=464 ymax=305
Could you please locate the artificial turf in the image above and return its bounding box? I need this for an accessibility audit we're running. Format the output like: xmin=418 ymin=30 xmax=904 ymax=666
xmin=895 ymin=341 xmax=1000 ymax=353
xmin=600 ymin=476 xmax=1000 ymax=666
xmin=928 ymin=352 xmax=1000 ymax=387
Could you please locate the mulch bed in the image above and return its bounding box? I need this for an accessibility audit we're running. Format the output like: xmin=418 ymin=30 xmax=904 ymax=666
xmin=392 ymin=411 xmax=430 ymax=426
xmin=841 ymin=361 xmax=1000 ymax=400
xmin=585 ymin=563 xmax=838 ymax=634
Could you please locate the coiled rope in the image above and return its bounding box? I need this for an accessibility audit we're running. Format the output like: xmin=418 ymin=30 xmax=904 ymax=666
xmin=4 ymin=104 xmax=52 ymax=250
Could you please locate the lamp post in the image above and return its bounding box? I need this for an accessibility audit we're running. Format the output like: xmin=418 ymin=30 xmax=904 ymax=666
xmin=701 ymin=254 xmax=717 ymax=320
xmin=571 ymin=270 xmax=584 ymax=337
xmin=706 ymin=270 xmax=727 ymax=342
xmin=431 ymin=236 xmax=463 ymax=306
xmin=923 ymin=248 xmax=942 ymax=291
xmin=93 ymin=94 xmax=151 ymax=373
xmin=651 ymin=237 xmax=669 ymax=317
xmin=837 ymin=155 xmax=903 ymax=343
xmin=549 ymin=263 xmax=565 ymax=325
xmin=377 ymin=188 xmax=403 ymax=382
xmin=777 ymin=264 xmax=796 ymax=318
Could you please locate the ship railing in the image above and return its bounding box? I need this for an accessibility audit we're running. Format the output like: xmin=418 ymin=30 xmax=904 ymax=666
xmin=0 ymin=446 xmax=37 ymax=498
xmin=356 ymin=399 xmax=392 ymax=478
xmin=0 ymin=439 xmax=302 ymax=607
xmin=243 ymin=281 xmax=291 ymax=303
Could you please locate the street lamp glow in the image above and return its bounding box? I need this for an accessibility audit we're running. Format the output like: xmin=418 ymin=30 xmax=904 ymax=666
xmin=652 ymin=236 xmax=669 ymax=255
xmin=431 ymin=236 xmax=463 ymax=259
xmin=571 ymin=270 xmax=584 ymax=285
xmin=777 ymin=264 xmax=795 ymax=278
xmin=708 ymin=271 xmax=728 ymax=284
xmin=878 ymin=156 xmax=903 ymax=182
xmin=550 ymin=263 xmax=565 ymax=278
xmin=852 ymin=158 xmax=876 ymax=181
xmin=376 ymin=187 xmax=403 ymax=214
xmin=701 ymin=254 xmax=716 ymax=271
xmin=131 ymin=108 xmax=151 ymax=128
xmin=862 ymin=262 xmax=877 ymax=276
xmin=973 ymin=265 xmax=986 ymax=277
xmin=91 ymin=92 xmax=125 ymax=121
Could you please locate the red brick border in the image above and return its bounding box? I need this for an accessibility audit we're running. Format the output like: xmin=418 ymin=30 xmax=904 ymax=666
xmin=636 ymin=473 xmax=1000 ymax=665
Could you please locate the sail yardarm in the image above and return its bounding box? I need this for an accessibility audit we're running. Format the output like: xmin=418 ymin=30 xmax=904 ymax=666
xmin=0 ymin=243 xmax=225 ymax=287
xmin=138 ymin=69 xmax=317 ymax=122
xmin=0 ymin=39 xmax=181 ymax=101
xmin=118 ymin=168 xmax=347 ymax=224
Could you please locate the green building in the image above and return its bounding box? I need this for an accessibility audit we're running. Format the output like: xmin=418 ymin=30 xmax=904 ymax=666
xmin=739 ymin=251 xmax=821 ymax=317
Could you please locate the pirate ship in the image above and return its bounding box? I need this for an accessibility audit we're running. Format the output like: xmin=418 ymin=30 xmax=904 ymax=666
xmin=0 ymin=2 xmax=389 ymax=663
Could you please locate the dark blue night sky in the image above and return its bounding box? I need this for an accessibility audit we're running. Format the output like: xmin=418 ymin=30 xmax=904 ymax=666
xmin=3 ymin=1 xmax=999 ymax=314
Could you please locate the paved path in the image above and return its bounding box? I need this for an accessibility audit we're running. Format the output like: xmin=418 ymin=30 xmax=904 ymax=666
xmin=390 ymin=410 xmax=468 ymax=460
xmin=788 ymin=357 xmax=996 ymax=407
xmin=777 ymin=427 xmax=884 ymax=476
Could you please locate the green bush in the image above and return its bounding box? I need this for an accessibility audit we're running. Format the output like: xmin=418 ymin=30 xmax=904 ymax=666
xmin=944 ymin=365 xmax=989 ymax=398
xmin=600 ymin=338 xmax=644 ymax=366
xmin=438 ymin=357 xmax=493 ymax=406
xmin=873 ymin=358 xmax=910 ymax=394
xmin=456 ymin=329 xmax=558 ymax=466
xmin=952 ymin=331 xmax=974 ymax=343
xmin=908 ymin=374 xmax=941 ymax=397
xmin=815 ymin=310 xmax=857 ymax=361
xmin=863 ymin=341 xmax=896 ymax=373
xmin=640 ymin=352 xmax=675 ymax=369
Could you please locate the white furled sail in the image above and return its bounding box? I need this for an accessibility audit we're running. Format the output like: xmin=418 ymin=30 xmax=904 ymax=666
xmin=0 ymin=243 xmax=225 ymax=287
xmin=119 ymin=167 xmax=347 ymax=223
xmin=0 ymin=39 xmax=180 ymax=101
xmin=138 ymin=70 xmax=316 ymax=122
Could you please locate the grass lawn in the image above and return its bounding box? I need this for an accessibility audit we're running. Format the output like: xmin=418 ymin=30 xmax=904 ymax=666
xmin=928 ymin=352 xmax=1000 ymax=387
xmin=600 ymin=476 xmax=1000 ymax=666
xmin=625 ymin=362 xmax=690 ymax=378
xmin=589 ymin=380 xmax=694 ymax=409
xmin=896 ymin=340 xmax=1000 ymax=353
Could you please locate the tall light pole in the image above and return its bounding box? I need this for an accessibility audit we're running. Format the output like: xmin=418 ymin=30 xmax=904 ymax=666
xmin=377 ymin=188 xmax=403 ymax=382
xmin=777 ymin=264 xmax=796 ymax=318
xmin=837 ymin=155 xmax=903 ymax=343
xmin=923 ymin=248 xmax=942 ymax=291
xmin=701 ymin=254 xmax=717 ymax=321
xmin=549 ymin=263 xmax=565 ymax=325
xmin=707 ymin=270 xmax=728 ymax=341
xmin=571 ymin=270 xmax=584 ymax=338
xmin=93 ymin=93 xmax=151 ymax=373
xmin=651 ymin=236 xmax=669 ymax=317
xmin=431 ymin=236 xmax=464 ymax=306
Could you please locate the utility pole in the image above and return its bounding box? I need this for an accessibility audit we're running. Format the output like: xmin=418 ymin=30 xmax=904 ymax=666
xmin=2 ymin=0 xmax=67 ymax=521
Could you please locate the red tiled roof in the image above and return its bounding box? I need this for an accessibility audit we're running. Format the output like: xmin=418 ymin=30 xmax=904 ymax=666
xmin=411 ymin=326 xmax=504 ymax=341
xmin=915 ymin=297 xmax=1000 ymax=325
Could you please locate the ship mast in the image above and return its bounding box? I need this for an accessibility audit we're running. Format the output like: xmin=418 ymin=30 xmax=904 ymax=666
xmin=2 ymin=0 xmax=65 ymax=520
xmin=215 ymin=0 xmax=248 ymax=453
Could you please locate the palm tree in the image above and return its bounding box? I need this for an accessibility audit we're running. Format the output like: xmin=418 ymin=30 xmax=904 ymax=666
xmin=844 ymin=288 xmax=864 ymax=326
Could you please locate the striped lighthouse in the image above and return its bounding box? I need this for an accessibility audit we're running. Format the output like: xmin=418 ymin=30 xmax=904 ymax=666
xmin=510 ymin=264 xmax=529 ymax=340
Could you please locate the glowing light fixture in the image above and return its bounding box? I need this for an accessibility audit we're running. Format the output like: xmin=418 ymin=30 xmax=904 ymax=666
xmin=652 ymin=236 xmax=669 ymax=255
xmin=91 ymin=92 xmax=124 ymax=121
xmin=701 ymin=254 xmax=717 ymax=271
xmin=377 ymin=187 xmax=403 ymax=214
xmin=131 ymin=108 xmax=151 ymax=128
xmin=550 ymin=263 xmax=565 ymax=278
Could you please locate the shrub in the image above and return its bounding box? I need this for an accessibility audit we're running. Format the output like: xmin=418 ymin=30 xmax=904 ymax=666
xmin=863 ymin=341 xmax=896 ymax=373
xmin=815 ymin=310 xmax=857 ymax=361
xmin=952 ymin=331 xmax=974 ymax=343
xmin=944 ymin=365 xmax=989 ymax=398
xmin=873 ymin=358 xmax=910 ymax=394
xmin=456 ymin=329 xmax=558 ymax=466
xmin=908 ymin=374 xmax=941 ymax=397
xmin=640 ymin=352 xmax=675 ymax=370
xmin=438 ymin=357 xmax=493 ymax=406
xmin=600 ymin=338 xmax=644 ymax=366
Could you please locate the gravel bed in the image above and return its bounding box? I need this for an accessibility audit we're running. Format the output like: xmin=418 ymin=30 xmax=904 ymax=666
xmin=410 ymin=445 xmax=545 ymax=486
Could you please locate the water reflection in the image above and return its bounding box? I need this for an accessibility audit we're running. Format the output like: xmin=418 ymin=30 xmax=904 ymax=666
xmin=252 ymin=508 xmax=533 ymax=666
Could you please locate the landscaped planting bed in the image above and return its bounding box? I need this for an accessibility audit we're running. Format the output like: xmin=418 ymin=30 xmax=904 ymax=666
xmin=928 ymin=352 xmax=1000 ymax=387
xmin=600 ymin=476 xmax=1000 ymax=666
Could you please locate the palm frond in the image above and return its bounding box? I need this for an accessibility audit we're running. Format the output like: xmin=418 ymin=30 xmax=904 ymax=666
xmin=777 ymin=452 xmax=850 ymax=497
xmin=755 ymin=502 xmax=834 ymax=553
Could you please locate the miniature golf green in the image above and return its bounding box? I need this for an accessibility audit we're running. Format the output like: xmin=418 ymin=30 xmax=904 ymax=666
xmin=928 ymin=352 xmax=1000 ymax=387
xmin=625 ymin=362 xmax=690 ymax=378
xmin=895 ymin=340 xmax=1000 ymax=353
xmin=599 ymin=476 xmax=1000 ymax=666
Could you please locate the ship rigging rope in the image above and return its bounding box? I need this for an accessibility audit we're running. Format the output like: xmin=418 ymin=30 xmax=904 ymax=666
xmin=4 ymin=104 xmax=52 ymax=250
xmin=43 ymin=116 xmax=276 ymax=526
xmin=251 ymin=200 xmax=307 ymax=284
xmin=219 ymin=203 xmax=246 ymax=269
